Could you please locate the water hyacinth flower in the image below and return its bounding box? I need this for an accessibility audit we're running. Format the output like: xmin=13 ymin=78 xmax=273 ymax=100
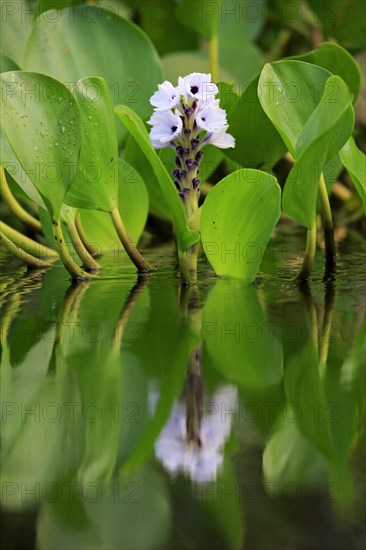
xmin=148 ymin=73 xmax=235 ymax=217
xmin=150 ymin=384 xmax=238 ymax=483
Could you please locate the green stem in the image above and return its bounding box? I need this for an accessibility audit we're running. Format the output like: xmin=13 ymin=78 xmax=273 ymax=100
xmin=0 ymin=230 xmax=53 ymax=269
xmin=0 ymin=166 xmax=42 ymax=234
xmin=0 ymin=220 xmax=58 ymax=259
xmin=67 ymin=221 xmax=101 ymax=272
xmin=75 ymin=212 xmax=101 ymax=258
xmin=209 ymin=34 xmax=219 ymax=82
xmin=110 ymin=207 xmax=152 ymax=272
xmin=52 ymin=218 xmax=95 ymax=280
xmin=318 ymin=173 xmax=336 ymax=270
xmin=178 ymin=243 xmax=199 ymax=285
xmin=298 ymin=218 xmax=317 ymax=282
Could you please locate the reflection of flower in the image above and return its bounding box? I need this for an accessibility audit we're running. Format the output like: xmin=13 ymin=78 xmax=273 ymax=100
xmin=150 ymin=385 xmax=238 ymax=483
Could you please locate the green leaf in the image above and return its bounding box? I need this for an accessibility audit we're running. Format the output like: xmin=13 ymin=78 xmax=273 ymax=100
xmin=175 ymin=0 xmax=222 ymax=40
xmin=339 ymin=137 xmax=366 ymax=213
xmin=203 ymin=279 xmax=283 ymax=389
xmin=201 ymin=169 xmax=281 ymax=281
xmin=23 ymin=5 xmax=163 ymax=143
xmin=79 ymin=159 xmax=149 ymax=254
xmin=292 ymin=42 xmax=361 ymax=103
xmin=138 ymin=0 xmax=198 ymax=55
xmin=0 ymin=71 xmax=81 ymax=217
xmin=65 ymin=77 xmax=118 ymax=213
xmin=283 ymin=76 xmax=354 ymax=227
xmin=225 ymin=75 xmax=286 ymax=167
xmin=115 ymin=104 xmax=200 ymax=252
xmin=0 ymin=0 xmax=33 ymax=66
xmin=0 ymin=129 xmax=45 ymax=207
xmin=0 ymin=53 xmax=20 ymax=73
xmin=259 ymin=61 xmax=354 ymax=227
xmin=161 ymin=51 xmax=234 ymax=85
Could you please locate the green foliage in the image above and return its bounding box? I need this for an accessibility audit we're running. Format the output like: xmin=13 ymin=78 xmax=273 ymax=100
xmin=23 ymin=5 xmax=163 ymax=143
xmin=201 ymin=169 xmax=281 ymax=281
xmin=339 ymin=137 xmax=366 ymax=213
xmin=259 ymin=61 xmax=354 ymax=227
xmin=0 ymin=71 xmax=81 ymax=216
xmin=65 ymin=77 xmax=118 ymax=213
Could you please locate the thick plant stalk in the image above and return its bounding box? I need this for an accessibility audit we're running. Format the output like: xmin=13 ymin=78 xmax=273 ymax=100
xmin=318 ymin=173 xmax=336 ymax=270
xmin=67 ymin=221 xmax=101 ymax=272
xmin=75 ymin=212 xmax=100 ymax=257
xmin=209 ymin=34 xmax=219 ymax=82
xmin=0 ymin=220 xmax=58 ymax=259
xmin=0 ymin=166 xmax=42 ymax=234
xmin=0 ymin=230 xmax=53 ymax=268
xmin=298 ymin=218 xmax=317 ymax=282
xmin=109 ymin=206 xmax=152 ymax=272
xmin=52 ymin=218 xmax=95 ymax=280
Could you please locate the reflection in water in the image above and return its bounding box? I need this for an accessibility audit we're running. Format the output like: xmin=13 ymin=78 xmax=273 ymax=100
xmin=0 ymin=250 xmax=365 ymax=549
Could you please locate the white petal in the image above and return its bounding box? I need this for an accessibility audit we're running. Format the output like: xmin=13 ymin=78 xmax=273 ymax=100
xmin=150 ymin=80 xmax=179 ymax=111
xmin=148 ymin=110 xmax=183 ymax=146
xmin=178 ymin=72 xmax=218 ymax=102
xmin=196 ymin=101 xmax=227 ymax=132
xmin=205 ymin=126 xmax=236 ymax=149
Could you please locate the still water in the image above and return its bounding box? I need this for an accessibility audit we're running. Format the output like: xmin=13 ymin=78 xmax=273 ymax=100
xmin=1 ymin=231 xmax=365 ymax=550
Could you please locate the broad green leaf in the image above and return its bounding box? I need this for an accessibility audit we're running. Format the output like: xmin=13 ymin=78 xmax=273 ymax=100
xmin=339 ymin=137 xmax=366 ymax=213
xmin=0 ymin=0 xmax=33 ymax=65
xmin=0 ymin=129 xmax=45 ymax=207
xmin=0 ymin=71 xmax=81 ymax=216
xmin=65 ymin=77 xmax=118 ymax=213
xmin=0 ymin=53 xmax=19 ymax=73
xmin=176 ymin=0 xmax=222 ymax=39
xmin=259 ymin=61 xmax=354 ymax=227
xmin=79 ymin=159 xmax=149 ymax=254
xmin=161 ymin=51 xmax=234 ymax=84
xmin=23 ymin=5 xmax=163 ymax=143
xmin=292 ymin=42 xmax=361 ymax=103
xmin=203 ymin=279 xmax=283 ymax=389
xmin=35 ymin=0 xmax=133 ymax=18
xmin=115 ymin=104 xmax=200 ymax=252
xmin=258 ymin=61 xmax=333 ymax=155
xmin=225 ymin=74 xmax=286 ymax=167
xmin=201 ymin=169 xmax=281 ymax=281
xmin=138 ymin=0 xmax=198 ymax=55
xmin=283 ymin=76 xmax=354 ymax=227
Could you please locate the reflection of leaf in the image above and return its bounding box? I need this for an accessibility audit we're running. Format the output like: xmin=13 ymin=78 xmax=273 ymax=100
xmin=284 ymin=342 xmax=335 ymax=460
xmin=263 ymin=419 xmax=328 ymax=489
xmin=84 ymin=467 xmax=171 ymax=550
xmin=203 ymin=279 xmax=283 ymax=389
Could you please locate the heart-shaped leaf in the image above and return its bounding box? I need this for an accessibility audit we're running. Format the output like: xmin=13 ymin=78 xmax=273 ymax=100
xmin=65 ymin=77 xmax=118 ymax=213
xmin=79 ymin=159 xmax=149 ymax=254
xmin=201 ymin=168 xmax=281 ymax=282
xmin=0 ymin=0 xmax=33 ymax=66
xmin=23 ymin=5 xmax=163 ymax=143
xmin=292 ymin=42 xmax=361 ymax=103
xmin=0 ymin=71 xmax=81 ymax=217
xmin=225 ymin=74 xmax=287 ymax=167
xmin=259 ymin=61 xmax=354 ymax=227
xmin=339 ymin=137 xmax=366 ymax=213
xmin=115 ymin=104 xmax=200 ymax=252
